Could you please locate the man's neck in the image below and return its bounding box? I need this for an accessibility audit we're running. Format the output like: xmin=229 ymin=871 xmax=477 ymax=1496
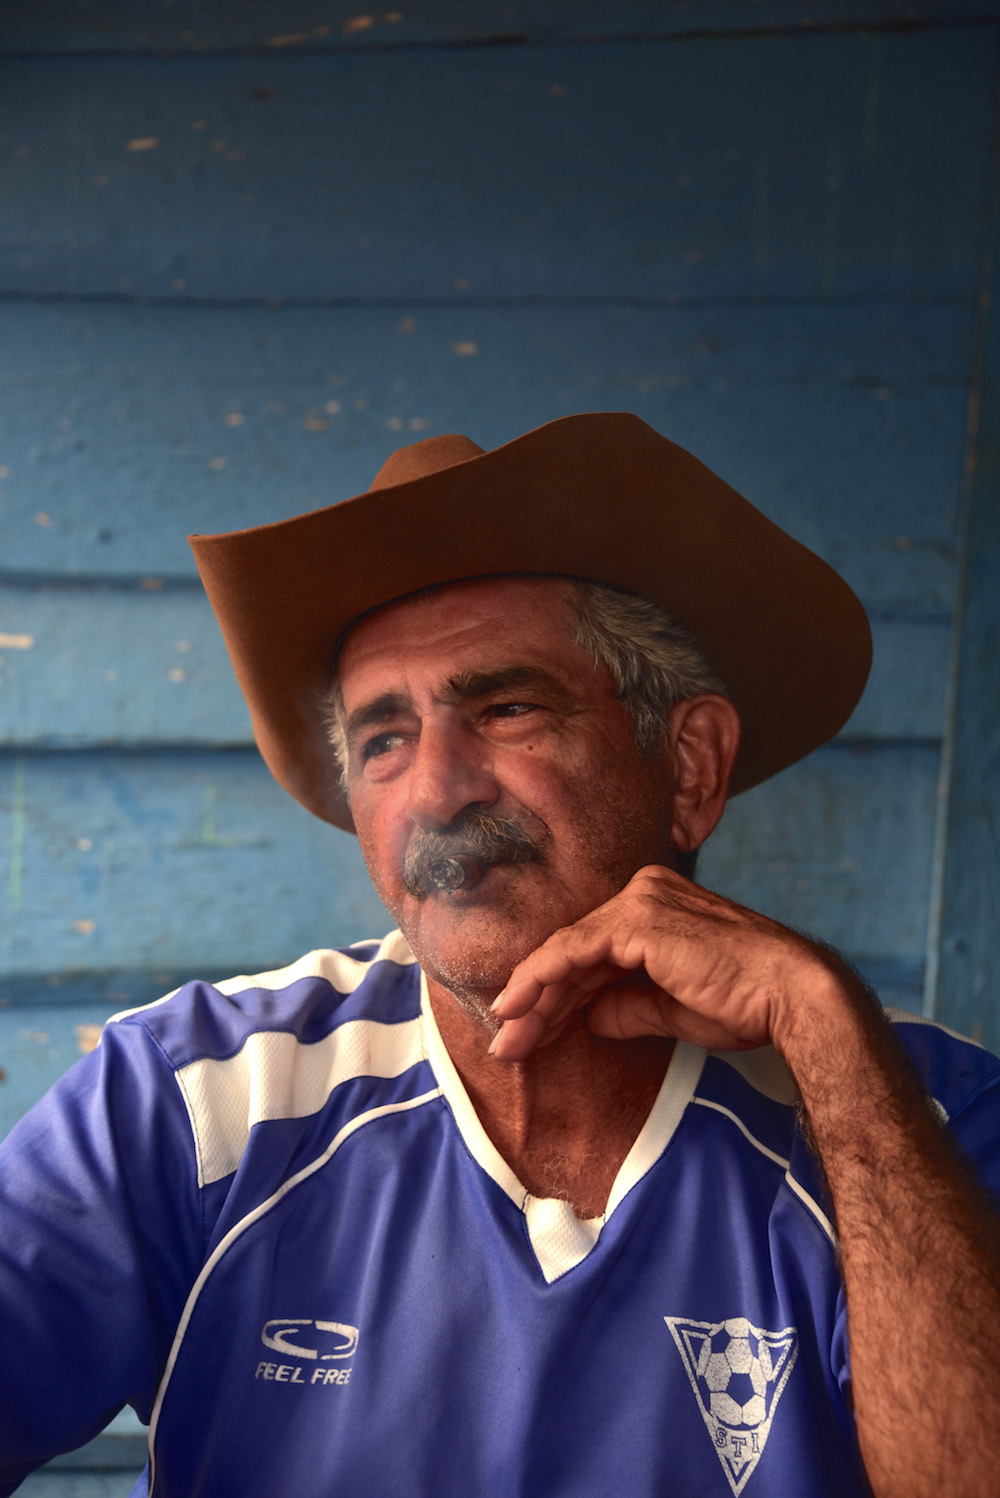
xmin=427 ymin=979 xmax=673 ymax=1219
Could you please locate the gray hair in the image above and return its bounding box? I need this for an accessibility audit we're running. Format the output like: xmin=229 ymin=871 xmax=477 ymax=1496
xmin=568 ymin=580 xmax=725 ymax=756
xmin=324 ymin=578 xmax=724 ymax=779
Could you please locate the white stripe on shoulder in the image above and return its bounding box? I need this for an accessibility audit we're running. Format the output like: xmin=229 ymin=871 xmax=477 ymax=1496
xmin=708 ymin=1046 xmax=799 ymax=1106
xmin=177 ymin=1013 xmax=427 ymax=1186
xmin=147 ymin=1087 xmax=441 ymax=1494
xmin=106 ymin=931 xmax=414 ymax=1024
xmin=691 ymin=1097 xmax=837 ymax=1248
xmin=884 ymin=1005 xmax=985 ymax=1049
xmin=782 ymin=1171 xmax=837 ymax=1246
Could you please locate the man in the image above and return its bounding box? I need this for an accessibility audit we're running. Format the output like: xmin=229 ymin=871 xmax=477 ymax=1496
xmin=1 ymin=413 xmax=998 ymax=1497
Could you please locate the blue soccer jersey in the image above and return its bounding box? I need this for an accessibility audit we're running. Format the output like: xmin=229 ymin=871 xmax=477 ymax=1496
xmin=1 ymin=932 xmax=999 ymax=1496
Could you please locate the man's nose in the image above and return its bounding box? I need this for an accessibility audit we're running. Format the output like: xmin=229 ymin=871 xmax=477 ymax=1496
xmin=406 ymin=722 xmax=498 ymax=829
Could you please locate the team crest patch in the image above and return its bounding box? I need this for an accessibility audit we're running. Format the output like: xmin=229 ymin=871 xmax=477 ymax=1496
xmin=664 ymin=1315 xmax=798 ymax=1495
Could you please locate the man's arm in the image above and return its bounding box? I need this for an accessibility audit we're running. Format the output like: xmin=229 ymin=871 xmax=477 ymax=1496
xmin=489 ymin=865 xmax=1000 ymax=1498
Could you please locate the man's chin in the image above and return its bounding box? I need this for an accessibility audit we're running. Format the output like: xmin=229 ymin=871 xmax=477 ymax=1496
xmin=394 ymin=895 xmax=542 ymax=1012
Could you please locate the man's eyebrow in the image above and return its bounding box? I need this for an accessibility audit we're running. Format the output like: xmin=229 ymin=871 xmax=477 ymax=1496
xmin=344 ymin=667 xmax=575 ymax=744
xmin=446 ymin=665 xmax=573 ymax=706
xmin=344 ymin=692 xmax=411 ymax=743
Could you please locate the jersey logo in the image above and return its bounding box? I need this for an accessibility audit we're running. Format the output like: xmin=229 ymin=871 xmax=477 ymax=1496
xmin=664 ymin=1315 xmax=798 ymax=1495
xmin=261 ymin=1319 xmax=359 ymax=1360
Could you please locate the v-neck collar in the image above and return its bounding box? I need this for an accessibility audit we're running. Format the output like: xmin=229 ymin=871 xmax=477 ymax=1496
xmin=419 ymin=972 xmax=706 ymax=1283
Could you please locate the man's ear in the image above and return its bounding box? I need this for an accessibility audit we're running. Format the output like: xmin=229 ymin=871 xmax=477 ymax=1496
xmin=666 ymin=694 xmax=742 ymax=853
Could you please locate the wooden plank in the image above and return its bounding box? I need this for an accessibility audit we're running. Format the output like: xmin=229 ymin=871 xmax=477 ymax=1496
xmin=928 ymin=188 xmax=1000 ymax=1052
xmin=0 ymin=748 xmax=391 ymax=983
xmin=0 ymin=741 xmax=935 ymax=984
xmin=0 ymin=1002 xmax=145 ymax=1141
xmin=0 ymin=585 xmax=252 ymax=747
xmin=0 ymin=587 xmax=951 ymax=747
xmin=0 ymin=300 xmax=972 ymax=610
xmin=3 ymin=1 xmax=996 ymax=54
xmin=0 ymin=29 xmax=993 ymax=301
xmin=698 ymin=741 xmax=938 ymax=982
xmin=16 ymin=1475 xmax=140 ymax=1497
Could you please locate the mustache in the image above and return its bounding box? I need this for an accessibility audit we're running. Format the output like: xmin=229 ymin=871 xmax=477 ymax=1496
xmin=402 ymin=809 xmax=546 ymax=898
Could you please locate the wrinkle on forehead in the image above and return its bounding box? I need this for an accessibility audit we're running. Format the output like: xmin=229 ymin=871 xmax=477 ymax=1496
xmin=333 ymin=575 xmax=579 ymax=678
xmin=332 ymin=576 xmax=586 ymax=756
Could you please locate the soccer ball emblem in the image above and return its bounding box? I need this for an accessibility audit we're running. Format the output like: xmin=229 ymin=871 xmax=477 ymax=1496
xmin=698 ymin=1318 xmax=773 ymax=1427
xmin=666 ymin=1313 xmax=799 ymax=1494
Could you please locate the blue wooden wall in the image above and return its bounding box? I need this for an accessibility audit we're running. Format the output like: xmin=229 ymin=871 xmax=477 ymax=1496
xmin=2 ymin=2 xmax=999 ymax=1482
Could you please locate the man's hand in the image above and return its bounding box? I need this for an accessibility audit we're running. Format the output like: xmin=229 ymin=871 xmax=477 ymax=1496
xmin=494 ymin=862 xmax=1000 ymax=1498
xmin=489 ymin=863 xmax=849 ymax=1062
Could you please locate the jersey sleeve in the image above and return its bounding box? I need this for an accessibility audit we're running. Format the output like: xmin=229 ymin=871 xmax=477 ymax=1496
xmin=0 ymin=1016 xmax=204 ymax=1491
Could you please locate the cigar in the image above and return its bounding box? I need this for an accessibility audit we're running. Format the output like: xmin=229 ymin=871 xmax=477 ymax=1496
xmin=427 ymin=855 xmax=486 ymax=892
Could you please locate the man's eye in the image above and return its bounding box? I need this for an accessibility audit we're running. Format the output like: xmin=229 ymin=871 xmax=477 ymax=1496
xmin=362 ymin=732 xmax=404 ymax=761
xmin=488 ymin=702 xmax=535 ymax=719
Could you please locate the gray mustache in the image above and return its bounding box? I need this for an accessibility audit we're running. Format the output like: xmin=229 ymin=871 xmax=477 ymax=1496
xmin=402 ymin=809 xmax=545 ymax=898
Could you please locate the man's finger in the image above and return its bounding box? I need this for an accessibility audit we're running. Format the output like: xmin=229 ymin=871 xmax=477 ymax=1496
xmin=492 ymin=959 xmax=623 ymax=1019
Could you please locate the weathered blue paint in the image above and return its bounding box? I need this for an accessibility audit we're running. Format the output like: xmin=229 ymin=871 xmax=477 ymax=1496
xmin=3 ymin=1 xmax=996 ymax=54
xmin=0 ymin=588 xmax=952 ymax=747
xmin=0 ymin=1004 xmax=120 ymax=1139
xmin=16 ymin=1474 xmax=140 ymax=1496
xmin=0 ymin=748 xmax=390 ymax=986
xmin=0 ymin=300 xmax=973 ymax=595
xmin=927 ymin=173 xmax=1000 ymax=1050
xmin=0 ymin=31 xmax=993 ymax=302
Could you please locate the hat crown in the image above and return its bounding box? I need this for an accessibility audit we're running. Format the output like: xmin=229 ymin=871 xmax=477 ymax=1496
xmin=368 ymin=433 xmax=484 ymax=491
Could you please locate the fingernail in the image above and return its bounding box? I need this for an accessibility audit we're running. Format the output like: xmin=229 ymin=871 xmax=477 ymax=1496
xmin=487 ymin=1032 xmax=499 ymax=1056
xmin=490 ymin=990 xmax=506 ymax=1012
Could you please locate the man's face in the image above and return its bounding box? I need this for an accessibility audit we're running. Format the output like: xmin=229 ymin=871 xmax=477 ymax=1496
xmin=337 ymin=577 xmax=677 ymax=1010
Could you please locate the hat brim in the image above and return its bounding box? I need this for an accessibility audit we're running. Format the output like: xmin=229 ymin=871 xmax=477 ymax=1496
xmin=190 ymin=412 xmax=871 ymax=833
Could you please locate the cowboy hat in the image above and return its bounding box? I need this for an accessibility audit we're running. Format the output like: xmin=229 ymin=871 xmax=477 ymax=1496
xmin=189 ymin=412 xmax=871 ymax=833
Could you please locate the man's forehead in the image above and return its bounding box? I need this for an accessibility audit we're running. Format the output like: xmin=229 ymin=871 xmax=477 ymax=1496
xmin=337 ymin=574 xmax=579 ymax=673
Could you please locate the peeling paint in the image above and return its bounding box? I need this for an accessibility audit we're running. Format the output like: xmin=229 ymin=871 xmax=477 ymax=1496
xmin=451 ymin=341 xmax=479 ymax=356
xmin=72 ymin=919 xmax=95 ymax=934
xmin=9 ymin=756 xmax=25 ymax=915
xmin=74 ymin=1023 xmax=104 ymax=1055
xmin=0 ymin=633 xmax=34 ymax=650
xmin=126 ymin=137 xmax=160 ymax=152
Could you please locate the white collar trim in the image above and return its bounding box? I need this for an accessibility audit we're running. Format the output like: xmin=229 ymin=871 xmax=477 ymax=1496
xmin=419 ymin=973 xmax=706 ymax=1282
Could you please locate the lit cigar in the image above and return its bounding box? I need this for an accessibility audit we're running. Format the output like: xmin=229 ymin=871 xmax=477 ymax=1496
xmin=427 ymin=855 xmax=486 ymax=892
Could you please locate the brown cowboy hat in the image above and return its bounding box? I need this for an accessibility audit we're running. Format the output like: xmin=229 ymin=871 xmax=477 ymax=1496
xmin=190 ymin=412 xmax=871 ymax=833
